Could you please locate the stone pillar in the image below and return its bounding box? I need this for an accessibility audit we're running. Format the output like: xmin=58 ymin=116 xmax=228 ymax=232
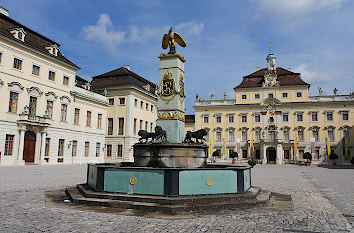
xmin=125 ymin=94 xmax=134 ymax=137
xmin=17 ymin=126 xmax=26 ymax=166
xmin=157 ymin=53 xmax=186 ymax=143
xmin=276 ymin=144 xmax=283 ymax=164
xmin=263 ymin=145 xmax=268 ymax=164
xmin=34 ymin=131 xmax=41 ymax=164
xmin=40 ymin=130 xmax=47 ymax=165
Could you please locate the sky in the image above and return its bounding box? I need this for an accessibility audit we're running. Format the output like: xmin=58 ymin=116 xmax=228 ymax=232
xmin=2 ymin=0 xmax=354 ymax=114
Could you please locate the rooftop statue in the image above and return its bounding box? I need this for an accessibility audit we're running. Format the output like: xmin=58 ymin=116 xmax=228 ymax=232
xmin=162 ymin=27 xmax=186 ymax=54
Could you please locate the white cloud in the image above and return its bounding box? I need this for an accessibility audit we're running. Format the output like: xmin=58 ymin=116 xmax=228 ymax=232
xmin=251 ymin=0 xmax=346 ymax=22
xmin=83 ymin=14 xmax=127 ymax=53
xmin=83 ymin=14 xmax=204 ymax=54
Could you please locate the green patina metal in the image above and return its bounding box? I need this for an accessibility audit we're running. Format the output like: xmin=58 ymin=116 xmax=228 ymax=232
xmin=87 ymin=164 xmax=97 ymax=189
xmin=104 ymin=168 xmax=165 ymax=195
xmin=243 ymin=169 xmax=251 ymax=191
xmin=179 ymin=170 xmax=237 ymax=195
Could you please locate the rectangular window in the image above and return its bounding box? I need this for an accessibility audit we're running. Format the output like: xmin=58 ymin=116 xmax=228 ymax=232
xmin=296 ymin=92 xmax=302 ymax=98
xmin=107 ymin=118 xmax=113 ymax=135
xmin=146 ymin=103 xmax=149 ymax=110
xmin=228 ymin=131 xmax=234 ymax=141
xmin=32 ymin=65 xmax=40 ymax=76
xmin=134 ymin=99 xmax=138 ymax=107
xmin=298 ymin=130 xmax=304 ymax=141
xmin=106 ymin=144 xmax=112 ymax=157
xmin=61 ymin=104 xmax=67 ymax=122
xmin=117 ymin=145 xmax=123 ymax=158
xmin=296 ymin=113 xmax=303 ymax=122
xmin=145 ymin=121 xmax=148 ymax=131
xmin=284 ymin=150 xmax=290 ymax=159
xmin=328 ymin=130 xmax=335 ymax=141
xmin=96 ymin=143 xmax=100 ymax=157
xmin=8 ymin=92 xmax=18 ymax=113
xmin=84 ymin=142 xmax=89 ymax=157
xmin=13 ymin=58 xmax=22 ymax=70
xmin=268 ymin=93 xmax=274 ymax=98
xmin=151 ymin=105 xmax=154 ymax=112
xmin=45 ymin=138 xmax=50 ymax=157
xmin=283 ymin=130 xmax=289 ymax=141
xmin=119 ymin=98 xmax=125 ymax=105
xmin=46 ymin=101 xmax=53 ymax=119
xmin=313 ymin=130 xmax=319 ymax=142
xmin=86 ymin=111 xmax=91 ymax=127
xmin=216 ymin=131 xmax=222 ymax=142
xmin=242 ymin=131 xmax=247 ymax=142
xmin=58 ymin=139 xmax=64 ymax=157
xmin=311 ymin=112 xmax=318 ymax=122
xmin=29 ymin=96 xmax=37 ymax=119
xmin=255 ymin=130 xmax=261 ymax=142
xmin=72 ymin=140 xmax=77 ymax=157
xmin=4 ymin=134 xmax=14 ymax=156
xmin=342 ymin=111 xmax=349 ymax=121
xmin=203 ymin=116 xmax=209 ymax=124
xmin=108 ymin=98 xmax=114 ymax=105
xmin=255 ymin=94 xmax=260 ymax=99
xmin=140 ymin=101 xmax=143 ymax=109
xmin=118 ymin=118 xmax=124 ymax=135
xmin=326 ymin=112 xmax=333 ymax=121
xmin=63 ymin=76 xmax=69 ymax=85
xmin=216 ymin=115 xmax=222 ymax=123
xmin=97 ymin=114 xmax=102 ymax=129
xmin=241 ymin=94 xmax=247 ymax=100
xmin=242 ymin=149 xmax=248 ymax=159
xmin=282 ymin=93 xmax=288 ymax=98
xmin=48 ymin=71 xmax=55 ymax=81
xmin=255 ymin=114 xmax=260 ymax=123
xmin=283 ymin=113 xmax=289 ymax=122
xmin=134 ymin=118 xmax=137 ymax=135
xmin=150 ymin=122 xmax=153 ymax=132
xmin=140 ymin=120 xmax=143 ymax=130
xmin=227 ymin=115 xmax=234 ymax=123
xmin=74 ymin=108 xmax=80 ymax=125
xmin=241 ymin=115 xmax=247 ymax=123
xmin=0 ymin=52 xmax=2 ymax=64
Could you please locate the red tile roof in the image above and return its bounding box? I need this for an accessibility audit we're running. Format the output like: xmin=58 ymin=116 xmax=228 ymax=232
xmin=91 ymin=67 xmax=156 ymax=94
xmin=234 ymin=67 xmax=310 ymax=89
xmin=0 ymin=13 xmax=79 ymax=69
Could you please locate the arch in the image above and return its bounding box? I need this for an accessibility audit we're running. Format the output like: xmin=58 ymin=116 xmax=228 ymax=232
xmin=27 ymin=87 xmax=43 ymax=97
xmin=8 ymin=81 xmax=24 ymax=93
xmin=45 ymin=92 xmax=58 ymax=101
xmin=60 ymin=96 xmax=71 ymax=105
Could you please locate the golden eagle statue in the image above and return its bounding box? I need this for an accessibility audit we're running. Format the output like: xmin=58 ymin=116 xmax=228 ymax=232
xmin=162 ymin=27 xmax=186 ymax=54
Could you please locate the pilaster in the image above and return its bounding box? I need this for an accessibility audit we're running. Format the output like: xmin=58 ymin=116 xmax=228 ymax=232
xmin=17 ymin=126 xmax=26 ymax=165
xmin=40 ymin=130 xmax=47 ymax=165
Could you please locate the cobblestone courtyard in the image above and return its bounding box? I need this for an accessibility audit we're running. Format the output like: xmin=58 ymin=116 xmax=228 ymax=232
xmin=0 ymin=164 xmax=353 ymax=232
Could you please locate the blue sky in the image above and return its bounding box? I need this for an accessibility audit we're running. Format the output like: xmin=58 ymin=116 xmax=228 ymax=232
xmin=2 ymin=0 xmax=354 ymax=113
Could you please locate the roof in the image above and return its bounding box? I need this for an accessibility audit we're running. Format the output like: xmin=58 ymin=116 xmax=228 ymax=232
xmin=266 ymin=53 xmax=276 ymax=59
xmin=185 ymin=115 xmax=195 ymax=123
xmin=75 ymin=75 xmax=89 ymax=87
xmin=0 ymin=13 xmax=79 ymax=69
xmin=234 ymin=67 xmax=310 ymax=89
xmin=91 ymin=67 xmax=156 ymax=95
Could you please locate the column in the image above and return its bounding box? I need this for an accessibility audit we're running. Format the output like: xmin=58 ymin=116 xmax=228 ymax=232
xmin=263 ymin=146 xmax=268 ymax=164
xmin=276 ymin=144 xmax=283 ymax=164
xmin=17 ymin=126 xmax=26 ymax=165
xmin=34 ymin=131 xmax=41 ymax=164
xmin=40 ymin=130 xmax=47 ymax=165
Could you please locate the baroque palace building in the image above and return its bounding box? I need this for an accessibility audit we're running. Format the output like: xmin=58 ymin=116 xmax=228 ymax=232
xmin=193 ymin=52 xmax=354 ymax=165
xmin=0 ymin=7 xmax=108 ymax=166
xmin=91 ymin=66 xmax=158 ymax=162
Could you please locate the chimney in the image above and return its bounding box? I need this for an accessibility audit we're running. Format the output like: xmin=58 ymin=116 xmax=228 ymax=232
xmin=0 ymin=6 xmax=9 ymax=16
xmin=123 ymin=65 xmax=130 ymax=70
xmin=256 ymin=67 xmax=261 ymax=71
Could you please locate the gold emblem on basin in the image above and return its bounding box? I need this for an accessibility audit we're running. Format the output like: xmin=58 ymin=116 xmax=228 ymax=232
xmin=130 ymin=177 xmax=137 ymax=185
xmin=206 ymin=178 xmax=213 ymax=186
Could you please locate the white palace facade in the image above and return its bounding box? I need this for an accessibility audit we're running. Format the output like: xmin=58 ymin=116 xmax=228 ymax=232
xmin=0 ymin=7 xmax=108 ymax=166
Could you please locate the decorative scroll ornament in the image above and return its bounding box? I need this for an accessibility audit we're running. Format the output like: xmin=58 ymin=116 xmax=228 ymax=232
xmin=158 ymin=110 xmax=185 ymax=122
xmin=159 ymin=70 xmax=176 ymax=104
xmin=179 ymin=73 xmax=185 ymax=103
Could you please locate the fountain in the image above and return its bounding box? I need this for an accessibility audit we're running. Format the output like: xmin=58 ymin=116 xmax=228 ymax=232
xmin=63 ymin=28 xmax=272 ymax=216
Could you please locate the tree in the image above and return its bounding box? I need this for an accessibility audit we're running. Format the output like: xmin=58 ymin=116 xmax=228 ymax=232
xmin=248 ymin=159 xmax=257 ymax=168
xmin=229 ymin=151 xmax=238 ymax=164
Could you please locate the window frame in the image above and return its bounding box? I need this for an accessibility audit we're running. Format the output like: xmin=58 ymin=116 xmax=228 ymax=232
xmin=32 ymin=64 xmax=40 ymax=76
xmin=4 ymin=134 xmax=15 ymax=156
xmin=13 ymin=57 xmax=23 ymax=70
xmin=241 ymin=94 xmax=247 ymax=100
xmin=48 ymin=70 xmax=56 ymax=81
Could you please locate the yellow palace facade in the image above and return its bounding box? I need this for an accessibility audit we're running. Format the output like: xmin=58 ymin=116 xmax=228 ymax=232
xmin=193 ymin=52 xmax=354 ymax=165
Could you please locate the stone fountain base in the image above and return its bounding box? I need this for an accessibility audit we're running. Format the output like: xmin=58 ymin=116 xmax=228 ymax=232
xmin=133 ymin=142 xmax=208 ymax=168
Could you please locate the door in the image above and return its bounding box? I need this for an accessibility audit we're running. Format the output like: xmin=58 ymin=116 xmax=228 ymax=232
xmin=266 ymin=147 xmax=276 ymax=163
xmin=23 ymin=131 xmax=36 ymax=162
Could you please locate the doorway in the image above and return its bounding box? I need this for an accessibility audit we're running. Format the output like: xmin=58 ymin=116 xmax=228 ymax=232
xmin=23 ymin=131 xmax=36 ymax=162
xmin=266 ymin=147 xmax=276 ymax=164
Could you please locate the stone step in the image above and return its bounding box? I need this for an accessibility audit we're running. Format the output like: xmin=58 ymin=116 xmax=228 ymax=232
xmin=256 ymin=190 xmax=272 ymax=204
xmin=77 ymin=184 xmax=258 ymax=205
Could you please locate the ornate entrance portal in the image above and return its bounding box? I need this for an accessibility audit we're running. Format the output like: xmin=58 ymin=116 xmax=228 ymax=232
xmin=266 ymin=147 xmax=276 ymax=164
xmin=23 ymin=131 xmax=36 ymax=162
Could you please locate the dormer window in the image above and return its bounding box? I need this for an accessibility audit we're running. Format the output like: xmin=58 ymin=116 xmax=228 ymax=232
xmin=45 ymin=44 xmax=59 ymax=56
xmin=143 ymin=84 xmax=151 ymax=92
xmin=10 ymin=28 xmax=27 ymax=42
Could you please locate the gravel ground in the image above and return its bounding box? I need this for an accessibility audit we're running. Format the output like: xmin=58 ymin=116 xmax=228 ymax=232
xmin=0 ymin=164 xmax=353 ymax=233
